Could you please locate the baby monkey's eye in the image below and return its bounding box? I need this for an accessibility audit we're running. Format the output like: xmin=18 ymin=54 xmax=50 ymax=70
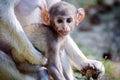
xmin=67 ymin=18 xmax=72 ymax=23
xmin=57 ymin=19 xmax=63 ymax=23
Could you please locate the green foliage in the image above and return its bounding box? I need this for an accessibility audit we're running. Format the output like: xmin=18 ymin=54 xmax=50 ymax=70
xmin=102 ymin=59 xmax=115 ymax=79
xmin=77 ymin=0 xmax=96 ymax=4
xmin=115 ymin=78 xmax=120 ymax=80
xmin=77 ymin=43 xmax=83 ymax=48
xmin=74 ymin=72 xmax=82 ymax=79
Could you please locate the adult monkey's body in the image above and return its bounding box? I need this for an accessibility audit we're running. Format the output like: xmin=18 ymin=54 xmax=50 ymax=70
xmin=0 ymin=0 xmax=104 ymax=80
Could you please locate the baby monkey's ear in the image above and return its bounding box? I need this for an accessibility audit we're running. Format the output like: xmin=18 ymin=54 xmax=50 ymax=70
xmin=40 ymin=7 xmax=50 ymax=26
xmin=76 ymin=8 xmax=85 ymax=26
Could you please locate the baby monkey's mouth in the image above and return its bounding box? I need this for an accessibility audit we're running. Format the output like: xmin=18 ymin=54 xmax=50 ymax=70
xmin=58 ymin=30 xmax=70 ymax=36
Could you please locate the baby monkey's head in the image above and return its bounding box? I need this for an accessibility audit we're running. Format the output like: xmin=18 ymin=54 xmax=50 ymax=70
xmin=41 ymin=1 xmax=85 ymax=36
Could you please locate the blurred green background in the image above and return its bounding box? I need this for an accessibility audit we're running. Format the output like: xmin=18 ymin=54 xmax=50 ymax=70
xmin=64 ymin=0 xmax=120 ymax=80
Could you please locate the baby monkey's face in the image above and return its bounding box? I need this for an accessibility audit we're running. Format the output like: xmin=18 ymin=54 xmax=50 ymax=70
xmin=48 ymin=1 xmax=85 ymax=36
xmin=53 ymin=15 xmax=75 ymax=36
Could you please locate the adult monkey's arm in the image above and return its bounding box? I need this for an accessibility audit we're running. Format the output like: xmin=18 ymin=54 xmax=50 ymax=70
xmin=0 ymin=0 xmax=46 ymax=64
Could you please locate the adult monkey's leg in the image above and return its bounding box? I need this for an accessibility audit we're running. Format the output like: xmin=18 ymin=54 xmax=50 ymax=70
xmin=0 ymin=50 xmax=36 ymax=80
xmin=0 ymin=42 xmax=49 ymax=80
xmin=17 ymin=62 xmax=49 ymax=80
xmin=0 ymin=41 xmax=49 ymax=80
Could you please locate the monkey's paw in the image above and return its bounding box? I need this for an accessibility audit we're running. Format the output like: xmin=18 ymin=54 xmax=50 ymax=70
xmin=80 ymin=59 xmax=105 ymax=79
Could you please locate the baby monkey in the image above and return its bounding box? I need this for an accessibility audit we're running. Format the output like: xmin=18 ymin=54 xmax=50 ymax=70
xmin=24 ymin=1 xmax=84 ymax=80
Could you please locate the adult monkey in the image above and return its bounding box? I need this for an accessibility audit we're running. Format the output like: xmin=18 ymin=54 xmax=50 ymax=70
xmin=0 ymin=0 xmax=104 ymax=80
